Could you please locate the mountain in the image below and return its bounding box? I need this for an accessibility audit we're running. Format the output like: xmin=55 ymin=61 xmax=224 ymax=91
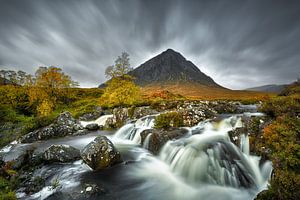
xmin=128 ymin=49 xmax=221 ymax=87
xmin=100 ymin=49 xmax=270 ymax=99
xmin=246 ymin=84 xmax=287 ymax=93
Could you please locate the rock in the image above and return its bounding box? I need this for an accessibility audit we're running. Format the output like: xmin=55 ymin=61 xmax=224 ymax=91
xmin=254 ymin=190 xmax=270 ymax=200
xmin=104 ymin=117 xmax=115 ymax=129
xmin=73 ymin=129 xmax=90 ymax=136
xmin=20 ymin=112 xmax=83 ymax=143
xmin=81 ymin=136 xmax=122 ymax=170
xmin=131 ymin=106 xmax=159 ymax=119
xmin=79 ymin=107 xmax=103 ymax=121
xmin=23 ymin=176 xmax=45 ymax=195
xmin=43 ymin=144 xmax=81 ymax=163
xmin=113 ymin=107 xmax=129 ymax=127
xmin=10 ymin=147 xmax=35 ymax=170
xmin=85 ymin=123 xmax=100 ymax=131
xmin=210 ymin=101 xmax=240 ymax=114
xmin=140 ymin=128 xmax=189 ymax=154
xmin=228 ymin=127 xmax=247 ymax=146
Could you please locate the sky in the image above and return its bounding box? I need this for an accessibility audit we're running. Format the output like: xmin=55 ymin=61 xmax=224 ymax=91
xmin=0 ymin=0 xmax=300 ymax=89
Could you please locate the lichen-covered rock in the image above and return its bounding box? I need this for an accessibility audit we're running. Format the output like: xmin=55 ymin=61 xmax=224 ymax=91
xmin=20 ymin=112 xmax=83 ymax=143
xmin=79 ymin=107 xmax=103 ymax=121
xmin=113 ymin=107 xmax=129 ymax=127
xmin=85 ymin=123 xmax=100 ymax=131
xmin=43 ymin=144 xmax=81 ymax=163
xmin=81 ymin=136 xmax=122 ymax=170
xmin=131 ymin=106 xmax=159 ymax=119
xmin=209 ymin=101 xmax=240 ymax=114
xmin=140 ymin=128 xmax=188 ymax=154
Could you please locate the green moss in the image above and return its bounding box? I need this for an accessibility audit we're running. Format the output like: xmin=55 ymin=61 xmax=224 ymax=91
xmin=0 ymin=191 xmax=16 ymax=200
xmin=155 ymin=112 xmax=184 ymax=129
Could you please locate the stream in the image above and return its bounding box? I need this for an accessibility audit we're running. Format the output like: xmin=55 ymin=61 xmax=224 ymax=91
xmin=2 ymin=108 xmax=272 ymax=200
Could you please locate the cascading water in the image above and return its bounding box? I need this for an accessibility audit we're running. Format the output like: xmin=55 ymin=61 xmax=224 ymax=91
xmin=80 ymin=114 xmax=113 ymax=127
xmin=3 ymin=110 xmax=272 ymax=200
xmin=113 ymin=115 xmax=156 ymax=144
xmin=122 ymin=114 xmax=272 ymax=200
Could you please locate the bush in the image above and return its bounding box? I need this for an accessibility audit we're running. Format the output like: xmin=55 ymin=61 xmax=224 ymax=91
xmin=260 ymin=96 xmax=300 ymax=118
xmin=155 ymin=112 xmax=184 ymax=129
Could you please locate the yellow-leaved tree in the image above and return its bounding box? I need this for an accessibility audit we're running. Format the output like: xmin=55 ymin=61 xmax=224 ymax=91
xmin=27 ymin=66 xmax=78 ymax=116
xmin=100 ymin=52 xmax=141 ymax=107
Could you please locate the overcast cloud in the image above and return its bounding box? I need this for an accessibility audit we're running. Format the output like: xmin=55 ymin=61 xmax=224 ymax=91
xmin=0 ymin=0 xmax=300 ymax=89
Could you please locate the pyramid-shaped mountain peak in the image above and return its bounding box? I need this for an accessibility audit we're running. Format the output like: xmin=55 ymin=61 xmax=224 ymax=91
xmin=128 ymin=49 xmax=221 ymax=87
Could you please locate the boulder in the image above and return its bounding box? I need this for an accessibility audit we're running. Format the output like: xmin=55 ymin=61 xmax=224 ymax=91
xmin=140 ymin=128 xmax=189 ymax=154
xmin=20 ymin=112 xmax=83 ymax=143
xmin=210 ymin=101 xmax=240 ymax=114
xmin=85 ymin=123 xmax=100 ymax=131
xmin=79 ymin=107 xmax=103 ymax=121
xmin=43 ymin=144 xmax=81 ymax=163
xmin=81 ymin=136 xmax=122 ymax=170
xmin=131 ymin=106 xmax=159 ymax=119
xmin=113 ymin=107 xmax=129 ymax=127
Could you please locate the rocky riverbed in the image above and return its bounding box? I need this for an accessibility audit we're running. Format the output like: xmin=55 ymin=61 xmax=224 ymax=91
xmin=0 ymin=101 xmax=272 ymax=200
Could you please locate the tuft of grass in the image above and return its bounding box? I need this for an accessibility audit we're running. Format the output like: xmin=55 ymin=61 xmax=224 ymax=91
xmin=155 ymin=112 xmax=184 ymax=129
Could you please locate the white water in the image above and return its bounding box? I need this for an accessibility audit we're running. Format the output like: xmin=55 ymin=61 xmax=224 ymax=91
xmin=80 ymin=114 xmax=113 ymax=127
xmin=3 ymin=111 xmax=272 ymax=200
xmin=113 ymin=115 xmax=156 ymax=144
xmin=114 ymin=113 xmax=272 ymax=200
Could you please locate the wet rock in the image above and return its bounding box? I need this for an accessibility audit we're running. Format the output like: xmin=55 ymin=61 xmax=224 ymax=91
xmin=210 ymin=101 xmax=240 ymax=114
xmin=104 ymin=117 xmax=116 ymax=129
xmin=81 ymin=136 xmax=122 ymax=170
xmin=228 ymin=127 xmax=247 ymax=146
xmin=20 ymin=112 xmax=83 ymax=143
xmin=113 ymin=107 xmax=129 ymax=127
xmin=22 ymin=176 xmax=45 ymax=195
xmin=10 ymin=147 xmax=35 ymax=170
xmin=79 ymin=107 xmax=103 ymax=121
xmin=43 ymin=144 xmax=81 ymax=163
xmin=140 ymin=128 xmax=189 ymax=154
xmin=82 ymin=183 xmax=106 ymax=195
xmin=73 ymin=129 xmax=90 ymax=136
xmin=254 ymin=190 xmax=270 ymax=200
xmin=85 ymin=123 xmax=100 ymax=131
xmin=131 ymin=106 xmax=159 ymax=119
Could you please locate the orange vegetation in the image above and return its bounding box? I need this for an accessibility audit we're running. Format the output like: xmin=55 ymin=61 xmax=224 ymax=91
xmin=141 ymin=83 xmax=273 ymax=100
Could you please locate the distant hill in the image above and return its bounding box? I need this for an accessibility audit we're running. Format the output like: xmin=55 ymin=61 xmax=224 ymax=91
xmin=246 ymin=84 xmax=287 ymax=93
xmin=128 ymin=49 xmax=222 ymax=88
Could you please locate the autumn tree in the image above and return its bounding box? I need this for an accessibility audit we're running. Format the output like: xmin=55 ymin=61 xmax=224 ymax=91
xmin=100 ymin=52 xmax=141 ymax=107
xmin=28 ymin=66 xmax=78 ymax=116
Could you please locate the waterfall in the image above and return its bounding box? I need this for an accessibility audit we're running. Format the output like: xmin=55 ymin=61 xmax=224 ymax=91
xmin=80 ymin=114 xmax=113 ymax=127
xmin=125 ymin=115 xmax=272 ymax=200
xmin=143 ymin=133 xmax=152 ymax=149
xmin=113 ymin=115 xmax=156 ymax=144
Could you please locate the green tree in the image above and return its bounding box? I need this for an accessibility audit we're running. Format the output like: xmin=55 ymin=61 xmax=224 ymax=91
xmin=100 ymin=53 xmax=141 ymax=107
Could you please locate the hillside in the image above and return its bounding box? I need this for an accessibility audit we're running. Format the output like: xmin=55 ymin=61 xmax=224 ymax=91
xmin=246 ymin=84 xmax=287 ymax=93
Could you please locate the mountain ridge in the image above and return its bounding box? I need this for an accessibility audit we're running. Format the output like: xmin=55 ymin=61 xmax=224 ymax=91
xmin=246 ymin=84 xmax=287 ymax=93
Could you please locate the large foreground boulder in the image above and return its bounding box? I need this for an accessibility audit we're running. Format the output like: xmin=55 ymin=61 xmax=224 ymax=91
xmin=20 ymin=112 xmax=83 ymax=143
xmin=140 ymin=128 xmax=189 ymax=154
xmin=81 ymin=136 xmax=122 ymax=170
xmin=43 ymin=144 xmax=81 ymax=163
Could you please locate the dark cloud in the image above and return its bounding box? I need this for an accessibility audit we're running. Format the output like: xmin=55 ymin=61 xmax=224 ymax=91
xmin=0 ymin=0 xmax=299 ymax=89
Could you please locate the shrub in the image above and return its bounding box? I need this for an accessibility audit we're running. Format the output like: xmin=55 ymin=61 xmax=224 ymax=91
xmin=155 ymin=112 xmax=184 ymax=129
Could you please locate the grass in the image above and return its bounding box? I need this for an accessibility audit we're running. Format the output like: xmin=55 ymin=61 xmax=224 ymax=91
xmin=141 ymin=82 xmax=274 ymax=101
